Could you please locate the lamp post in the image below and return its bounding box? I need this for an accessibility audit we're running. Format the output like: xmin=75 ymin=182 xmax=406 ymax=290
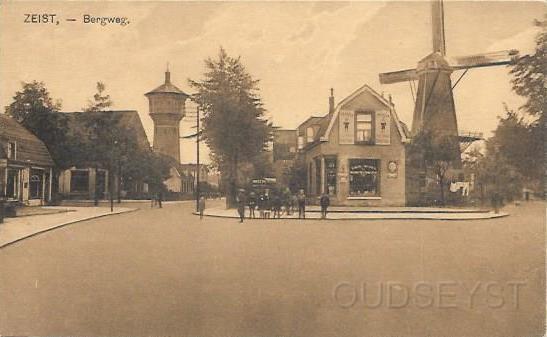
xmin=195 ymin=106 xmax=200 ymax=213
xmin=110 ymin=139 xmax=118 ymax=212
xmin=180 ymin=104 xmax=202 ymax=213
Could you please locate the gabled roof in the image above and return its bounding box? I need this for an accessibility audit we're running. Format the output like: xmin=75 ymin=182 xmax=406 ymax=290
xmin=0 ymin=114 xmax=54 ymax=166
xmin=61 ymin=110 xmax=151 ymax=150
xmin=321 ymin=84 xmax=409 ymax=143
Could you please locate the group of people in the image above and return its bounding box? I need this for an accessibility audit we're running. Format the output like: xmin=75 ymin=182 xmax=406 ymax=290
xmin=235 ymin=188 xmax=331 ymax=222
xmin=196 ymin=188 xmax=332 ymax=222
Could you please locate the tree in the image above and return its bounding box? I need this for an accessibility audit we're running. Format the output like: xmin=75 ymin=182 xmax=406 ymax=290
xmin=5 ymin=81 xmax=82 ymax=170
xmin=83 ymin=82 xmax=113 ymax=112
xmin=285 ymin=157 xmax=307 ymax=193
xmin=490 ymin=105 xmax=543 ymax=184
xmin=409 ymin=130 xmax=460 ymax=205
xmin=189 ymin=47 xmax=273 ymax=207
xmin=510 ymin=17 xmax=546 ymax=119
xmin=470 ymin=141 xmax=524 ymax=206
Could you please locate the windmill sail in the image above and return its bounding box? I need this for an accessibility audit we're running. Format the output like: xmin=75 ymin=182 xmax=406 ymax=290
xmin=379 ymin=69 xmax=418 ymax=84
xmin=450 ymin=50 xmax=519 ymax=70
xmin=431 ymin=0 xmax=447 ymax=55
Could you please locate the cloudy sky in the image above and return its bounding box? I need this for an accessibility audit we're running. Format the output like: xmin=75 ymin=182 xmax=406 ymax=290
xmin=1 ymin=1 xmax=543 ymax=163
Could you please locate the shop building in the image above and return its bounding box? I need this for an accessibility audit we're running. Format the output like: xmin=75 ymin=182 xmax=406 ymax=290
xmin=295 ymin=85 xmax=410 ymax=206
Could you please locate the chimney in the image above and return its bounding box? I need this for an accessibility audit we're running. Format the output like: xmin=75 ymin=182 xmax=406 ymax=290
xmin=165 ymin=62 xmax=171 ymax=83
xmin=329 ymin=88 xmax=335 ymax=114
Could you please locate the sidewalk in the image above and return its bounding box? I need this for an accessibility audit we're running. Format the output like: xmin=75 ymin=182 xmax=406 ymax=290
xmin=59 ymin=199 xmax=194 ymax=209
xmin=0 ymin=206 xmax=136 ymax=248
xmin=198 ymin=207 xmax=508 ymax=220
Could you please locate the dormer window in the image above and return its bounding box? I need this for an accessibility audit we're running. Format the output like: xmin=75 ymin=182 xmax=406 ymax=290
xmin=7 ymin=141 xmax=16 ymax=159
xmin=306 ymin=127 xmax=314 ymax=143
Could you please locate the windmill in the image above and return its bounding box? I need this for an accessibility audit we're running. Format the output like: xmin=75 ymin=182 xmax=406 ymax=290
xmin=379 ymin=0 xmax=518 ymax=164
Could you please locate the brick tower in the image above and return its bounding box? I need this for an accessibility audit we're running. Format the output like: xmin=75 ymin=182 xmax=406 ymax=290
xmin=145 ymin=68 xmax=189 ymax=162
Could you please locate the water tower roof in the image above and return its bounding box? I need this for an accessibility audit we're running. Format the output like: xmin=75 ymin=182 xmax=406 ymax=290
xmin=145 ymin=70 xmax=189 ymax=97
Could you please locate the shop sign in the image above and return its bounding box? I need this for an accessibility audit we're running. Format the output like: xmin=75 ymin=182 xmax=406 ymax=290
xmin=387 ymin=160 xmax=398 ymax=178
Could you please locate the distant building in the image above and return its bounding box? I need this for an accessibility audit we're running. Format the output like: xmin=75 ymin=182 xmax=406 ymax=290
xmin=57 ymin=110 xmax=150 ymax=200
xmin=179 ymin=163 xmax=219 ymax=193
xmin=275 ymin=85 xmax=410 ymax=206
xmin=272 ymin=129 xmax=298 ymax=186
xmin=0 ymin=114 xmax=54 ymax=205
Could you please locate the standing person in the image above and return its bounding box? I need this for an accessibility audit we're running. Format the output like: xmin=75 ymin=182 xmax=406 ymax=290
xmin=297 ymin=189 xmax=306 ymax=219
xmin=284 ymin=190 xmax=293 ymax=216
xmin=157 ymin=189 xmax=163 ymax=208
xmin=150 ymin=190 xmax=157 ymax=208
xmin=198 ymin=196 xmax=206 ymax=220
xmin=257 ymin=192 xmax=265 ymax=219
xmin=263 ymin=189 xmax=271 ymax=219
xmin=320 ymin=193 xmax=330 ymax=219
xmin=272 ymin=192 xmax=282 ymax=219
xmin=236 ymin=189 xmax=246 ymax=223
xmin=291 ymin=193 xmax=298 ymax=217
xmin=248 ymin=192 xmax=257 ymax=219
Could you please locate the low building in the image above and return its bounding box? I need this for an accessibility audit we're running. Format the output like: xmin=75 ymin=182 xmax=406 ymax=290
xmin=0 ymin=114 xmax=54 ymax=205
xmin=57 ymin=110 xmax=151 ymax=200
xmin=293 ymin=85 xmax=410 ymax=206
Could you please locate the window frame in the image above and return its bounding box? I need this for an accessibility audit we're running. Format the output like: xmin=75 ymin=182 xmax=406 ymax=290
xmin=306 ymin=127 xmax=315 ymax=143
xmin=354 ymin=111 xmax=375 ymax=144
xmin=348 ymin=159 xmax=381 ymax=197
xmin=70 ymin=169 xmax=90 ymax=194
xmin=7 ymin=141 xmax=17 ymax=160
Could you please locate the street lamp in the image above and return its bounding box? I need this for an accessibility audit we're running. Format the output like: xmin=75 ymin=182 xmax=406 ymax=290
xmin=110 ymin=139 xmax=118 ymax=212
xmin=180 ymin=104 xmax=202 ymax=213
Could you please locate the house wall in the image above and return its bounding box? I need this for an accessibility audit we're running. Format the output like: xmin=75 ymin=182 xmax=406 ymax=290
xmin=302 ymin=94 xmax=406 ymax=206
xmin=58 ymin=168 xmax=110 ymax=200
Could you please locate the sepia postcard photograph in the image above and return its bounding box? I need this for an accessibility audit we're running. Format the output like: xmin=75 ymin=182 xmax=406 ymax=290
xmin=0 ymin=0 xmax=545 ymax=336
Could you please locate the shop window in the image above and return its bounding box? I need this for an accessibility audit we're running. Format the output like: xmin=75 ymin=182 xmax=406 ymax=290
xmin=29 ymin=169 xmax=43 ymax=199
xmin=7 ymin=141 xmax=16 ymax=159
xmin=325 ymin=157 xmax=337 ymax=195
xmin=349 ymin=159 xmax=379 ymax=196
xmin=356 ymin=112 xmax=373 ymax=143
xmin=70 ymin=170 xmax=89 ymax=193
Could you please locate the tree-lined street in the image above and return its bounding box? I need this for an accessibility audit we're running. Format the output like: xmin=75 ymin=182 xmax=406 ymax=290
xmin=0 ymin=201 xmax=544 ymax=336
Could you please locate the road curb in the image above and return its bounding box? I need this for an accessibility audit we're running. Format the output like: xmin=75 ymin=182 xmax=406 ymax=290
xmin=0 ymin=208 xmax=139 ymax=249
xmin=192 ymin=211 xmax=510 ymax=221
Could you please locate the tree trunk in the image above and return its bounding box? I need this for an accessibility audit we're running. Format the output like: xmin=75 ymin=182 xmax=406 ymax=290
xmin=117 ymin=161 xmax=122 ymax=203
xmin=439 ymin=174 xmax=445 ymax=206
xmin=94 ymin=164 xmax=99 ymax=206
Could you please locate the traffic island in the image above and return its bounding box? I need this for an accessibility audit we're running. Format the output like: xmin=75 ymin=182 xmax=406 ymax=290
xmin=195 ymin=206 xmax=509 ymax=220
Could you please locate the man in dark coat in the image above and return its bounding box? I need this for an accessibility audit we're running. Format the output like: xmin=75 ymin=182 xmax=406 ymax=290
xmin=320 ymin=193 xmax=330 ymax=219
xmin=236 ymin=189 xmax=246 ymax=223
xmin=297 ymin=189 xmax=306 ymax=219
xmin=248 ymin=192 xmax=257 ymax=219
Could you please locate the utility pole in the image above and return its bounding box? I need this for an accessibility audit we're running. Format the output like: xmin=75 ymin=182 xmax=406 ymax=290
xmin=196 ymin=106 xmax=200 ymax=213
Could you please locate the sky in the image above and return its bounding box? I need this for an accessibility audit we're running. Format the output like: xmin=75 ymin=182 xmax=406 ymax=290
xmin=0 ymin=1 xmax=544 ymax=163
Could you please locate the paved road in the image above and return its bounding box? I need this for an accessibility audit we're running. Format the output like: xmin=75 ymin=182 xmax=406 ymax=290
xmin=0 ymin=200 xmax=544 ymax=336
